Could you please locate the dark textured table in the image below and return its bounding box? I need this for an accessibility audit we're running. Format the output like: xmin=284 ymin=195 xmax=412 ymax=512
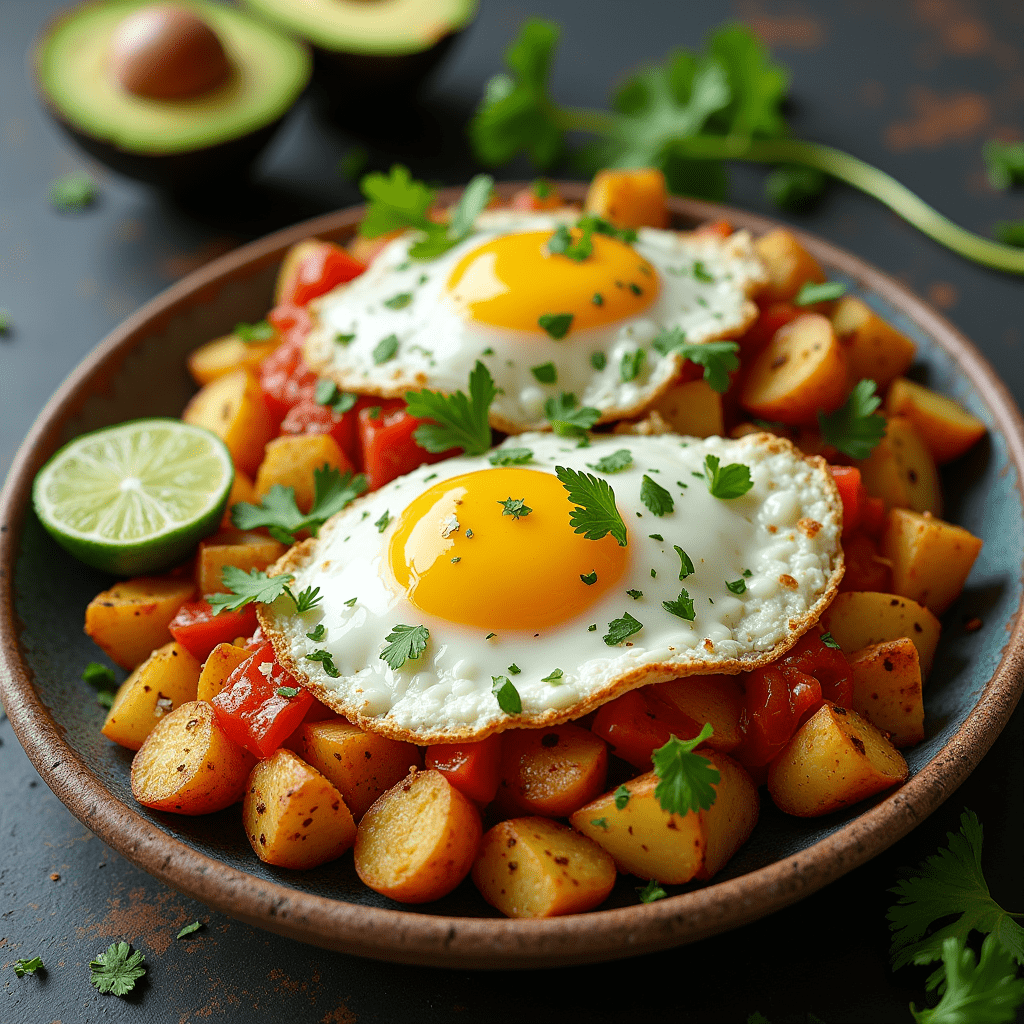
xmin=2 ymin=2 xmax=1023 ymax=1021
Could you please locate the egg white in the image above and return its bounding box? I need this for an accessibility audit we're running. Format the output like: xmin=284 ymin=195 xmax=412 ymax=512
xmin=303 ymin=210 xmax=767 ymax=433
xmin=259 ymin=432 xmax=843 ymax=745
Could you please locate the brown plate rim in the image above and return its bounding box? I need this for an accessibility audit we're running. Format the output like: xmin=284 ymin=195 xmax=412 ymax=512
xmin=2 ymin=184 xmax=1023 ymax=969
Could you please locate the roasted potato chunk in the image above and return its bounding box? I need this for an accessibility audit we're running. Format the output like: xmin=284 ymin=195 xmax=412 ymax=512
xmin=195 ymin=530 xmax=286 ymax=596
xmin=131 ymin=700 xmax=253 ymax=814
xmin=243 ymin=749 xmax=356 ymax=869
xmin=767 ymin=703 xmax=908 ymax=816
xmin=354 ymin=769 xmax=482 ymax=903
xmin=584 ymin=167 xmax=669 ymax=229
xmin=254 ymin=435 xmax=352 ymax=514
xmin=187 ymin=330 xmax=280 ymax=387
xmin=196 ymin=641 xmax=252 ymax=703
xmin=754 ymin=228 xmax=826 ymax=302
xmin=847 ymin=640 xmax=925 ymax=747
xmin=649 ymin=379 xmax=725 ymax=438
xmin=645 ymin=675 xmax=745 ymax=754
xmin=472 ymin=817 xmax=616 ymax=918
xmin=885 ymin=378 xmax=986 ymax=464
xmin=831 ymin=296 xmax=916 ymax=390
xmin=857 ymin=416 xmax=942 ymax=516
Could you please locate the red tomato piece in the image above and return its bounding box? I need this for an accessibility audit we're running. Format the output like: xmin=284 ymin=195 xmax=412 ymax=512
xmin=591 ymin=690 xmax=676 ymax=769
xmin=425 ymin=734 xmax=503 ymax=804
xmin=168 ymin=600 xmax=258 ymax=662
xmin=358 ymin=400 xmax=456 ymax=491
xmin=509 ymin=185 xmax=563 ymax=212
xmin=829 ymin=464 xmax=864 ymax=536
xmin=258 ymin=342 xmax=317 ymax=426
xmin=840 ymin=531 xmax=893 ymax=593
xmin=861 ymin=495 xmax=887 ymax=539
xmin=279 ymin=398 xmax=360 ymax=467
xmin=267 ymin=303 xmax=313 ymax=347
xmin=694 ymin=218 xmax=733 ymax=239
xmin=280 ymin=242 xmax=366 ymax=307
xmin=211 ymin=641 xmax=313 ymax=758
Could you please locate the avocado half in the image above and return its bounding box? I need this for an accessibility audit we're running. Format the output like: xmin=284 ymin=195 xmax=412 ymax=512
xmin=241 ymin=0 xmax=477 ymax=106
xmin=34 ymin=0 xmax=312 ymax=189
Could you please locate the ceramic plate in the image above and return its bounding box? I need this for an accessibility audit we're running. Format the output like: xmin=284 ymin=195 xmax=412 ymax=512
xmin=2 ymin=186 xmax=1022 ymax=968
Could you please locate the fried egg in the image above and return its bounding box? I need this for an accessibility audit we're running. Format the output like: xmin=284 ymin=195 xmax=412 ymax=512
xmin=303 ymin=210 xmax=767 ymax=433
xmin=259 ymin=433 xmax=843 ymax=745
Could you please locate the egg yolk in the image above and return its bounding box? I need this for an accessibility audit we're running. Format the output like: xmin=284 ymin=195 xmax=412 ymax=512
xmin=445 ymin=230 xmax=659 ymax=334
xmin=388 ymin=468 xmax=628 ymax=630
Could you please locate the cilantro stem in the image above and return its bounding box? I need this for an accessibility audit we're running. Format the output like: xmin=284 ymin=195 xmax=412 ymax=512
xmin=555 ymin=106 xmax=617 ymax=135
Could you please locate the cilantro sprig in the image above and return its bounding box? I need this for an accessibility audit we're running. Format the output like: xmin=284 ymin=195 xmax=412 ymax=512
xmin=652 ymin=331 xmax=740 ymax=393
xmin=545 ymin=392 xmax=601 ymax=439
xmin=492 ymin=675 xmax=522 ymax=714
xmin=703 ymin=454 xmax=753 ymax=499
xmin=555 ymin=466 xmax=627 ymax=546
xmin=819 ymin=379 xmax=887 ymax=459
xmin=651 ymin=724 xmax=720 ymax=815
xmin=589 ymin=448 xmax=632 ymax=474
xmin=89 ymin=941 xmax=146 ymax=997
xmin=640 ymin=474 xmax=674 ymax=516
xmin=380 ymin=624 xmax=430 ymax=671
xmin=405 ymin=360 xmax=496 ymax=456
xmin=207 ymin=567 xmax=321 ymax=616
xmin=13 ymin=957 xmax=43 ymax=977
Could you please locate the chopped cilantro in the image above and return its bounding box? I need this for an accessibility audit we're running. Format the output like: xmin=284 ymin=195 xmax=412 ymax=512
xmin=83 ymin=662 xmax=116 ymax=689
xmin=306 ymin=624 xmax=326 ymax=641
xmin=344 ymin=597 xmax=358 ymax=607
xmin=96 ymin=691 xmax=115 ymax=709
xmin=590 ymin=817 xmax=610 ymax=830
xmin=640 ymin=475 xmax=674 ymax=516
xmin=674 ymin=546 xmax=694 ymax=578
xmin=492 ymin=675 xmax=522 ymax=714
xmin=531 ymin=362 xmax=557 ymax=383
xmin=649 ymin=533 xmax=664 ymax=542
xmin=581 ymin=571 xmax=598 ymax=585
xmin=538 ymin=312 xmax=574 ymax=339
xmin=13 ymin=957 xmax=43 ymax=977
xmin=614 ymin=784 xmax=631 ymax=809
xmin=589 ymin=448 xmax=632 ymax=474
xmin=547 ymin=223 xmax=593 ymax=261
xmin=508 ymin=663 xmax=521 ymax=675
xmin=334 ymin=332 xmax=354 ymax=346
xmin=588 ymin=623 xmax=597 ymax=631
xmin=50 ymin=171 xmax=96 ymax=212
xmin=545 ymin=392 xmax=601 ymax=439
xmin=693 ymin=260 xmax=715 ymax=283
xmin=383 ymin=292 xmax=413 ymax=309
xmin=541 ymin=669 xmax=564 ymax=683
xmin=405 ymin=360 xmax=496 ymax=455
xmin=604 ymin=611 xmax=643 ymax=645
xmin=620 ymin=348 xmax=645 ymax=383
xmin=374 ymin=509 xmax=391 ymax=533
xmin=305 ymin=650 xmax=339 ymax=678
xmin=795 ymin=280 xmax=847 ymax=305
xmin=176 ymin=921 xmax=202 ymax=939
xmin=592 ymin=293 xmax=604 ymax=306
xmin=703 ymin=454 xmax=753 ymax=499
xmin=743 ymin=568 xmax=753 ymax=577
xmin=820 ymin=631 xmax=841 ymax=649
xmin=498 ymin=497 xmax=532 ymax=519
xmin=637 ymin=879 xmax=668 ymax=904
xmin=89 ymin=941 xmax=146 ymax=996
xmin=490 ymin=446 xmax=533 ymax=466
xmin=626 ymin=589 xmax=643 ymax=600
xmin=819 ymin=378 xmax=887 ymax=459
xmin=651 ymin=330 xmax=740 ymax=393
xmin=372 ymin=334 xmax=400 ymax=364
xmin=652 ymin=724 xmax=720 ymax=815
xmin=555 ymin=465 xmax=627 ymax=546
xmin=315 ymin=378 xmax=358 ymax=414
xmin=984 ymin=139 xmax=1024 ymax=189
xmin=234 ymin=319 xmax=275 ymax=343
xmin=275 ymin=685 xmax=302 ymax=697
xmin=590 ymin=351 xmax=607 ymax=370
xmin=663 ymin=587 xmax=696 ymax=620
xmin=726 ymin=578 xmax=747 ymax=595
xmin=380 ymin=624 xmax=430 ymax=671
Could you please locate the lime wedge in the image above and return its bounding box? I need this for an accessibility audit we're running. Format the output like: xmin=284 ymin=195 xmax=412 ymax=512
xmin=33 ymin=418 xmax=234 ymax=576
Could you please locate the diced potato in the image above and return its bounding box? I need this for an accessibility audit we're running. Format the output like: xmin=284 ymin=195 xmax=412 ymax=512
xmin=754 ymin=229 xmax=826 ymax=303
xmin=650 ymin=379 xmax=725 ymax=437
xmin=584 ymin=167 xmax=669 ymax=229
xmin=292 ymin=719 xmax=422 ymax=821
xmin=196 ymin=530 xmax=286 ymax=596
xmin=354 ymin=768 xmax=482 ymax=903
xmin=187 ymin=331 xmax=280 ymax=387
xmin=820 ymin=591 xmax=941 ymax=678
xmin=182 ymin=368 xmax=273 ymax=476
xmin=101 ymin=641 xmax=202 ymax=751
xmin=740 ymin=313 xmax=849 ymax=425
xmin=694 ymin=753 xmax=760 ymax=879
xmin=767 ymin=703 xmax=908 ymax=816
xmin=254 ymin=435 xmax=351 ymax=515
xmin=881 ymin=508 xmax=983 ymax=615
xmin=131 ymin=700 xmax=254 ymax=814
xmin=857 ymin=416 xmax=941 ymax=516
xmin=85 ymin=575 xmax=197 ymax=670
xmin=196 ymin=642 xmax=252 ymax=703
xmin=847 ymin=640 xmax=925 ymax=747
xmin=497 ymin=723 xmax=608 ymax=818
xmin=831 ymin=296 xmax=916 ymax=390
xmin=885 ymin=378 xmax=986 ymax=464
xmin=221 ymin=469 xmax=257 ymax=528
xmin=243 ymin=749 xmax=356 ymax=869
xmin=471 ymin=817 xmax=616 ymax=918
xmin=645 ymin=675 xmax=745 ymax=753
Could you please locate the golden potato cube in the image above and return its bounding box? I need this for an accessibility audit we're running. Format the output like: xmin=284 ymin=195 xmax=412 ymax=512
xmin=101 ymin=641 xmax=202 ymax=751
xmin=292 ymin=719 xmax=422 ymax=821
xmin=221 ymin=469 xmax=257 ymax=528
xmin=820 ymin=591 xmax=941 ymax=678
xmin=740 ymin=313 xmax=849 ymax=425
xmin=584 ymin=167 xmax=669 ymax=229
xmin=243 ymin=749 xmax=356 ymax=870
xmin=847 ymin=640 xmax=925 ymax=747
xmin=131 ymin=700 xmax=254 ymax=814
xmin=187 ymin=331 xmax=280 ymax=387
xmin=85 ymin=575 xmax=197 ymax=670
xmin=857 ymin=416 xmax=942 ymax=516
xmin=471 ymin=817 xmax=616 ymax=918
xmin=885 ymin=378 xmax=986 ymax=465
xmin=354 ymin=768 xmax=482 ymax=903
xmin=645 ymin=675 xmax=745 ymax=754
xmin=196 ymin=530 xmax=286 ymax=596
xmin=881 ymin=508 xmax=983 ymax=615
xmin=754 ymin=228 xmax=826 ymax=302
xmin=650 ymin=379 xmax=725 ymax=437
xmin=694 ymin=753 xmax=759 ymax=879
xmin=255 ymin=435 xmax=350 ymax=515
xmin=767 ymin=703 xmax=908 ymax=817
xmin=182 ymin=368 xmax=273 ymax=476
xmin=831 ymin=296 xmax=916 ymax=390
xmin=196 ymin=642 xmax=252 ymax=703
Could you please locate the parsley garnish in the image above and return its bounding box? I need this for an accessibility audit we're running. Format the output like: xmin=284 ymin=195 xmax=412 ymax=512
xmin=499 ymin=497 xmax=532 ymax=519
xmin=726 ymin=578 xmax=747 ymax=595
xmin=234 ymin=319 xmax=275 ymax=343
xmin=344 ymin=597 xmax=357 ymax=607
xmin=640 ymin=475 xmax=674 ymax=516
xmin=651 ymin=330 xmax=740 ymax=393
xmin=89 ymin=941 xmax=146 ymax=996
xmin=555 ymin=466 xmax=627 ymax=546
xmin=232 ymin=464 xmax=367 ymax=543
xmin=374 ymin=509 xmax=391 ymax=533
xmin=636 ymin=879 xmax=668 ymax=904
xmin=176 ymin=921 xmax=202 ymax=939
xmin=83 ymin=662 xmax=116 ymax=689
xmin=692 ymin=260 xmax=715 ymax=283
xmin=821 ymin=631 xmax=841 ymax=649
xmin=663 ymin=588 xmax=696 ymax=620
xmin=531 ymin=362 xmax=557 ymax=383
xmin=315 ymin=378 xmax=358 ymax=414
xmin=614 ymin=785 xmax=631 ymax=809
xmin=590 ymin=351 xmax=607 ymax=370
xmin=819 ymin=378 xmax=887 ymax=459
xmin=590 ymin=817 xmax=610 ymax=830
xmin=649 ymin=533 xmax=664 ymax=542
xmin=293 ymin=586 xmax=323 ymax=613
xmin=795 ymin=280 xmax=847 ymax=305
xmin=652 ymin=724 xmax=720 ymax=815
xmin=405 ymin=360 xmax=496 ymax=455
xmin=547 ymin=224 xmax=592 ymax=261
xmin=306 ymin=624 xmax=326 ymax=641
xmin=703 ymin=454 xmax=753 ymax=499
xmin=626 ymin=589 xmax=643 ymax=600
xmin=538 ymin=312 xmax=574 ymax=339
xmin=592 ymin=293 xmax=604 ymax=307
xmin=620 ymin=348 xmax=645 ymax=382
xmin=13 ymin=957 xmax=43 ymax=977
xmin=208 ymin=567 xmax=294 ymax=614
xmin=50 ymin=171 xmax=96 ymax=212
xmin=541 ymin=669 xmax=564 ymax=683
xmin=604 ymin=612 xmax=643 ymax=645
xmin=335 ymin=332 xmax=355 ymax=346
xmin=492 ymin=675 xmax=522 ymax=714
xmin=589 ymin=448 xmax=632 ymax=474
xmin=380 ymin=624 xmax=430 ymax=670
xmin=0 ymin=309 xmax=9 ymax=334
xmin=373 ymin=334 xmax=399 ymax=364
xmin=545 ymin=392 xmax=601 ymax=439
xmin=305 ymin=650 xmax=339 ymax=678
xmin=384 ymin=292 xmax=413 ymax=309
xmin=674 ymin=546 xmax=694 ymax=578
xmin=581 ymin=571 xmax=598 ymax=585
xmin=96 ymin=691 xmax=115 ymax=709
xmin=490 ymin=446 xmax=533 ymax=466
xmin=508 ymin=663 xmax=521 ymax=674
xmin=275 ymin=685 xmax=301 ymax=698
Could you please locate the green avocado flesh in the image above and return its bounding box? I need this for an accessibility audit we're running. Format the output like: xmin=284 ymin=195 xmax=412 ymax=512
xmin=242 ymin=0 xmax=477 ymax=56
xmin=36 ymin=0 xmax=310 ymax=155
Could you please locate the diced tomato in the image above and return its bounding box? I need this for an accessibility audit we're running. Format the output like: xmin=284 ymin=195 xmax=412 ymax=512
xmin=425 ymin=734 xmax=503 ymax=804
xmin=509 ymin=184 xmax=563 ymax=212
xmin=279 ymin=242 xmax=366 ymax=307
xmin=258 ymin=341 xmax=318 ymax=426
xmin=741 ymin=301 xmax=801 ymax=353
xmin=168 ymin=600 xmax=258 ymax=661
xmin=267 ymin=303 xmax=313 ymax=347
xmin=591 ymin=690 xmax=675 ymax=769
xmin=245 ymin=625 xmax=265 ymax=651
xmin=359 ymin=400 xmax=456 ymax=491
xmin=861 ymin=495 xmax=887 ymax=539
xmin=840 ymin=531 xmax=893 ymax=593
xmin=694 ymin=218 xmax=733 ymax=239
xmin=279 ymin=397 xmax=367 ymax=467
xmin=211 ymin=641 xmax=313 ymax=758
xmin=829 ymin=464 xmax=864 ymax=536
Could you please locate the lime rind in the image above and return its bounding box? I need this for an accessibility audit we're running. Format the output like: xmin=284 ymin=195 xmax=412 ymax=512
xmin=33 ymin=418 xmax=235 ymax=576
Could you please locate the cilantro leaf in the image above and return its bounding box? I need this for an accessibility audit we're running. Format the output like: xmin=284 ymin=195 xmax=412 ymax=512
xmin=589 ymin=448 xmax=633 ymax=474
xmin=819 ymin=379 xmax=887 ymax=459
xmin=492 ymin=675 xmax=522 ymax=714
xmin=208 ymin=567 xmax=295 ymax=614
xmin=795 ymin=281 xmax=847 ymax=305
xmin=383 ymin=292 xmax=413 ymax=310
xmin=234 ymin=319 xmax=275 ymax=343
xmin=547 ymin=224 xmax=593 ymax=261
xmin=590 ymin=351 xmax=607 ymax=370
xmin=176 ymin=921 xmax=202 ymax=939
xmin=637 ymin=879 xmax=668 ymax=903
xmin=306 ymin=624 xmax=326 ymax=641
xmin=373 ymin=334 xmax=399 ymax=364
xmin=489 ymin=446 xmax=533 ymax=466
xmin=0 ymin=309 xmax=10 ymax=334
xmin=13 ymin=957 xmax=43 ymax=977
xmin=663 ymin=587 xmax=696 ymax=620
xmin=652 ymin=724 xmax=720 ymax=815
xmin=315 ymin=378 xmax=358 ymax=414
xmin=50 ymin=171 xmax=96 ymax=212
xmin=96 ymin=691 xmax=115 ymax=709
xmin=541 ymin=668 xmax=564 ymax=683
xmin=531 ymin=362 xmax=557 ymax=383
xmin=538 ymin=312 xmax=574 ymax=339
xmin=640 ymin=474 xmax=674 ymax=516
xmin=726 ymin=578 xmax=747 ymax=595
xmin=651 ymin=330 xmax=740 ymax=393
xmin=405 ymin=360 xmax=496 ymax=456
xmin=604 ymin=611 xmax=643 ymax=645
xmin=499 ymin=497 xmax=532 ymax=519
xmin=374 ymin=510 xmax=391 ymax=533
xmin=555 ymin=466 xmax=627 ymax=546
xmin=620 ymin=348 xmax=645 ymax=382
xmin=821 ymin=631 xmax=841 ymax=649
xmin=89 ymin=941 xmax=146 ymax=996
xmin=614 ymin=784 xmax=631 ymax=809
xmin=767 ymin=163 xmax=829 ymax=211
xmin=703 ymin=453 xmax=753 ymax=499
xmin=674 ymin=545 xmax=694 ymax=578
xmin=293 ymin=586 xmax=322 ymax=613
xmin=626 ymin=589 xmax=643 ymax=599
xmin=305 ymin=650 xmax=339 ymax=677
xmin=83 ymin=662 xmax=116 ymax=689
xmin=581 ymin=571 xmax=598 ymax=585
xmin=545 ymin=392 xmax=601 ymax=439
xmin=984 ymin=139 xmax=1024 ymax=190
xmin=591 ymin=817 xmax=610 ymax=830
xmin=380 ymin=624 xmax=429 ymax=671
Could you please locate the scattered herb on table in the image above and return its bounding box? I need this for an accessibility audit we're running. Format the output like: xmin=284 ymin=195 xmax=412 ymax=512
xmin=89 ymin=941 xmax=146 ymax=996
xmin=13 ymin=957 xmax=43 ymax=977
xmin=50 ymin=171 xmax=96 ymax=212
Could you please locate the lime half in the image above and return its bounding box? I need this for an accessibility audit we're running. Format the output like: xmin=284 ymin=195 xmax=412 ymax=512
xmin=33 ymin=418 xmax=234 ymax=576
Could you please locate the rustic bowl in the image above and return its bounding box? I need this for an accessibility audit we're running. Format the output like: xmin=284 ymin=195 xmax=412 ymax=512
xmin=1 ymin=186 xmax=1022 ymax=969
